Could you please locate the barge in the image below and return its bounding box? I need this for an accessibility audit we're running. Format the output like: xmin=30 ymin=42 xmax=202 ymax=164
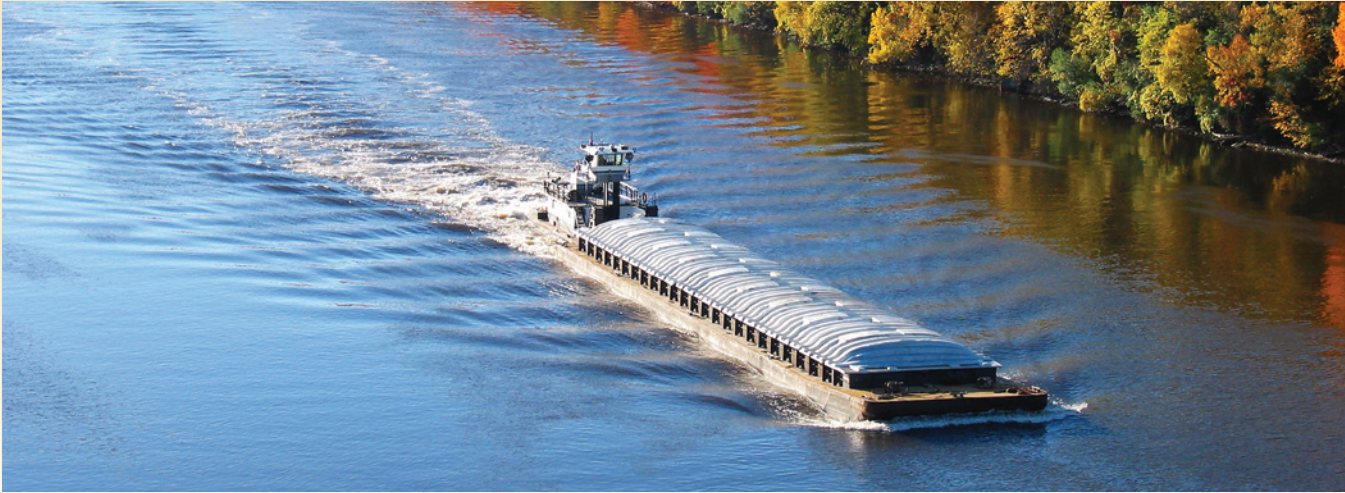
xmin=537 ymin=140 xmax=1047 ymax=421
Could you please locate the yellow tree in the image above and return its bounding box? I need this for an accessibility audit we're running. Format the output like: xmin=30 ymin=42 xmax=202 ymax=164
xmin=774 ymin=1 xmax=874 ymax=54
xmin=867 ymin=2 xmax=930 ymax=65
xmin=1132 ymin=5 xmax=1179 ymax=122
xmin=774 ymin=1 xmax=810 ymax=38
xmin=1156 ymin=23 xmax=1207 ymax=106
xmin=868 ymin=2 xmax=997 ymax=75
xmin=937 ymin=2 xmax=998 ymax=75
xmin=1070 ymin=2 xmax=1124 ymax=84
xmin=994 ymin=1 xmax=1073 ymax=84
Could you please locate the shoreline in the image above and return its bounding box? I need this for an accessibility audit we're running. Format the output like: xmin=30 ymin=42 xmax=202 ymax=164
xmin=639 ymin=2 xmax=1345 ymax=165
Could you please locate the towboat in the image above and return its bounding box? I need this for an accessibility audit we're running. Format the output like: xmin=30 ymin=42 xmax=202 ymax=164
xmin=537 ymin=140 xmax=1047 ymax=421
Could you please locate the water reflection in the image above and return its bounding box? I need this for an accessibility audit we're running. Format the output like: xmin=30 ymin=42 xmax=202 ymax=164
xmin=484 ymin=1 xmax=1345 ymax=334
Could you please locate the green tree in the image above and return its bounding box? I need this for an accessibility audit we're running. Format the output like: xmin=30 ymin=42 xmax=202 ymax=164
xmin=674 ymin=1 xmax=725 ymax=18
xmin=1057 ymin=1 xmax=1141 ymax=112
xmin=719 ymin=2 xmax=777 ymax=28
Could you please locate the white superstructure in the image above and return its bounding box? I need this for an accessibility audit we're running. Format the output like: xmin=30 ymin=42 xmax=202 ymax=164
xmin=540 ymin=140 xmax=657 ymax=233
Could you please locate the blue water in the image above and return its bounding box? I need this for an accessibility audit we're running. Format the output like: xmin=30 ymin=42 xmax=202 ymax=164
xmin=6 ymin=2 xmax=1345 ymax=490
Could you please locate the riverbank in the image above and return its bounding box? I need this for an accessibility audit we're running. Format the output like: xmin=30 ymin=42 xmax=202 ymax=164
xmin=641 ymin=1 xmax=1345 ymax=164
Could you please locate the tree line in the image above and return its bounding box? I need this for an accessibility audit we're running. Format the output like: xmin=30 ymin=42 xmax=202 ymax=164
xmin=659 ymin=1 xmax=1345 ymax=155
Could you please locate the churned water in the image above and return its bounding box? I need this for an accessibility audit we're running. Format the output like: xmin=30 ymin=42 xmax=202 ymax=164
xmin=6 ymin=2 xmax=1345 ymax=490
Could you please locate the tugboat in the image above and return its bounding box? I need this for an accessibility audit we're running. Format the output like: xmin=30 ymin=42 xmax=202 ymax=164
xmin=537 ymin=140 xmax=1047 ymax=421
xmin=540 ymin=139 xmax=658 ymax=234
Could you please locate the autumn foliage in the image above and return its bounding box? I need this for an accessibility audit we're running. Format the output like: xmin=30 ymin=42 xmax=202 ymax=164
xmin=660 ymin=1 xmax=1345 ymax=152
xmin=1336 ymin=3 xmax=1345 ymax=68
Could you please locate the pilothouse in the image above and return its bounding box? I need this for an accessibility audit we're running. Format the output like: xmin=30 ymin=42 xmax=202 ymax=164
xmin=540 ymin=140 xmax=658 ymax=233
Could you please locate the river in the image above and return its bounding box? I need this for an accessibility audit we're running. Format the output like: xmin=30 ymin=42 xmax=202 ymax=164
xmin=6 ymin=2 xmax=1345 ymax=490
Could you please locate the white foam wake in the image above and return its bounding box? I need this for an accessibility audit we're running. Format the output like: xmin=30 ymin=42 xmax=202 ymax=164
xmin=239 ymin=113 xmax=564 ymax=256
xmin=152 ymin=42 xmax=569 ymax=256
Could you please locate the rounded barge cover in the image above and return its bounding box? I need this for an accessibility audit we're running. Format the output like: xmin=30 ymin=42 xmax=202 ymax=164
xmin=579 ymin=218 xmax=998 ymax=375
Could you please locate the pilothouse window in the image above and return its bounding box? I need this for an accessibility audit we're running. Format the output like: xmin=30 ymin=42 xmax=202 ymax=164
xmin=597 ymin=153 xmax=626 ymax=166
